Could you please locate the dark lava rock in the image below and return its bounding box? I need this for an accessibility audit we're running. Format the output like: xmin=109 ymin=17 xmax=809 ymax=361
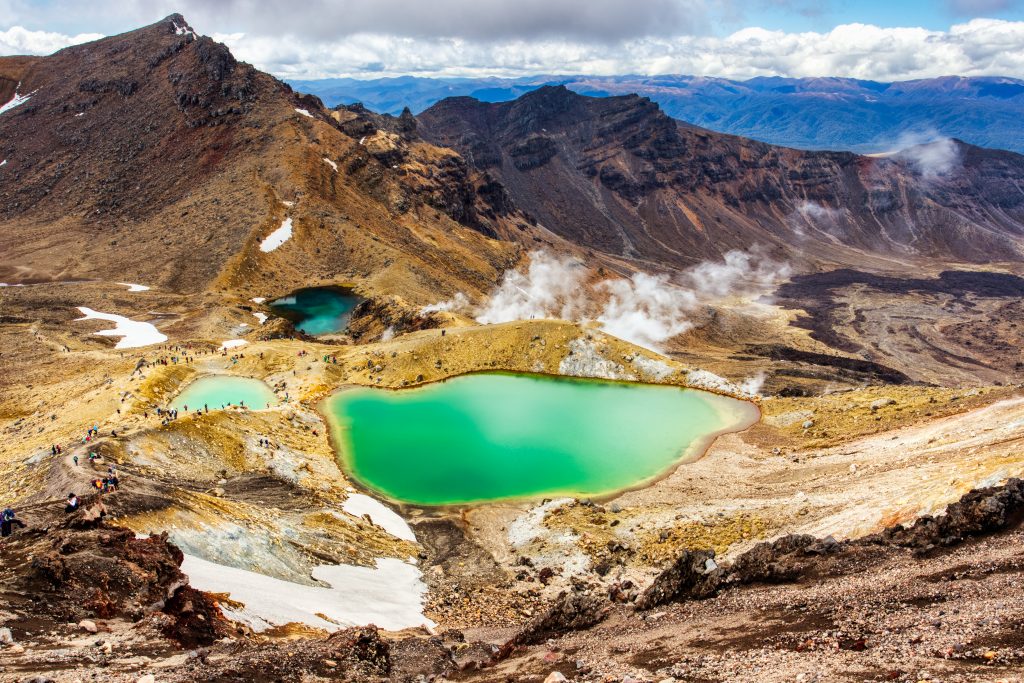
xmin=636 ymin=479 xmax=1024 ymax=612
xmin=498 ymin=590 xmax=610 ymax=659
xmin=5 ymin=498 xmax=232 ymax=647
xmin=634 ymin=549 xmax=720 ymax=610
xmin=867 ymin=477 xmax=1024 ymax=551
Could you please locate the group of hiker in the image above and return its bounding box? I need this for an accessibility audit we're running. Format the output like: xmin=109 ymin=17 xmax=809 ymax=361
xmin=153 ymin=355 xmax=193 ymax=366
xmin=90 ymin=466 xmax=120 ymax=493
xmin=132 ymin=344 xmax=230 ymax=375
xmin=3 ymin=421 xmax=127 ymax=540
xmin=156 ymin=406 xmax=180 ymax=420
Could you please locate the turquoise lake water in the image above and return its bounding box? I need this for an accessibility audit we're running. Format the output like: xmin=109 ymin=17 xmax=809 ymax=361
xmin=170 ymin=376 xmax=280 ymax=412
xmin=269 ymin=287 xmax=362 ymax=335
xmin=322 ymin=373 xmax=758 ymax=506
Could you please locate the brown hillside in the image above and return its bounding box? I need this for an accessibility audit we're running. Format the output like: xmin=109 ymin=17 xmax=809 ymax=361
xmin=418 ymin=85 xmax=1024 ymax=270
xmin=0 ymin=15 xmax=519 ymax=302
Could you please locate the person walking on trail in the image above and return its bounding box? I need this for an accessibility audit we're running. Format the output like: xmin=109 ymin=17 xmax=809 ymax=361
xmin=65 ymin=493 xmax=80 ymax=514
xmin=1 ymin=507 xmax=27 ymax=537
xmin=73 ymin=454 xmax=79 ymax=467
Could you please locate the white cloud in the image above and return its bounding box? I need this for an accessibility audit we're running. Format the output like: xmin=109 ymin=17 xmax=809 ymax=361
xmin=197 ymin=18 xmax=1024 ymax=80
xmin=0 ymin=0 xmax=711 ymax=43
xmin=1 ymin=3 xmax=1022 ymax=81
xmin=0 ymin=25 xmax=101 ymax=55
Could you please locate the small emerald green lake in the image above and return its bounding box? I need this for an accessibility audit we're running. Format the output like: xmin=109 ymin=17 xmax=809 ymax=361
xmin=269 ymin=286 xmax=362 ymax=335
xmin=170 ymin=376 xmax=279 ymax=412
xmin=322 ymin=373 xmax=758 ymax=506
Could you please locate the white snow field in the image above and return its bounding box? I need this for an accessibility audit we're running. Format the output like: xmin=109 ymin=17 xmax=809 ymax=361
xmin=75 ymin=307 xmax=167 ymax=348
xmin=294 ymin=108 xmax=314 ymax=118
xmin=0 ymin=86 xmax=36 ymax=115
xmin=220 ymin=339 xmax=248 ymax=350
xmin=181 ymin=554 xmax=433 ymax=632
xmin=342 ymin=494 xmax=417 ymax=542
xmin=118 ymin=282 xmax=151 ymax=292
xmin=259 ymin=217 xmax=293 ymax=252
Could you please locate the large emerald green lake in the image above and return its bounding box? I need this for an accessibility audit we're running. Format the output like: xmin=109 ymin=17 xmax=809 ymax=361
xmin=322 ymin=373 xmax=758 ymax=506
xmin=269 ymin=286 xmax=362 ymax=335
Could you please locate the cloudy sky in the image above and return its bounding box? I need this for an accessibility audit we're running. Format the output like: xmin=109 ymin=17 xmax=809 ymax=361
xmin=1 ymin=0 xmax=1023 ymax=81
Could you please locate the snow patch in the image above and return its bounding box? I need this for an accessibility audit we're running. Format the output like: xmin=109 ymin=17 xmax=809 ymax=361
xmin=181 ymin=554 xmax=433 ymax=632
xmin=118 ymin=282 xmax=150 ymax=292
xmin=322 ymin=157 xmax=338 ymax=171
xmin=0 ymin=85 xmax=36 ymax=115
xmin=0 ymin=159 xmax=6 ymax=167
xmin=253 ymin=312 xmax=268 ymax=324
xmin=171 ymin=20 xmax=197 ymax=39
xmin=251 ymin=297 xmax=267 ymax=304
xmin=342 ymin=494 xmax=416 ymax=542
xmin=294 ymin=108 xmax=314 ymax=118
xmin=259 ymin=217 xmax=293 ymax=252
xmin=75 ymin=307 xmax=167 ymax=348
xmin=220 ymin=339 xmax=248 ymax=350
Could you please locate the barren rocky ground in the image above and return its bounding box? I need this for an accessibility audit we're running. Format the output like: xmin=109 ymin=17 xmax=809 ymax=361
xmin=3 ymin=14 xmax=1024 ymax=683
xmin=1 ymin=273 xmax=1023 ymax=682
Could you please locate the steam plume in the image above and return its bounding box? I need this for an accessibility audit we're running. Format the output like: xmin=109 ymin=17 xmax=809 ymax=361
xmin=447 ymin=248 xmax=790 ymax=351
xmin=891 ymin=130 xmax=962 ymax=179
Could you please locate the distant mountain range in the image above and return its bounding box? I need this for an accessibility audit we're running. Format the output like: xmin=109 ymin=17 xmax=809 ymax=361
xmin=4 ymin=17 xmax=1024 ymax=298
xmin=416 ymin=86 xmax=1024 ymax=269
xmin=289 ymin=75 xmax=1024 ymax=154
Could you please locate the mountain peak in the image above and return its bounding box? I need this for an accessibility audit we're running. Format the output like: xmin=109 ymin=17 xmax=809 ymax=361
xmin=163 ymin=13 xmax=198 ymax=38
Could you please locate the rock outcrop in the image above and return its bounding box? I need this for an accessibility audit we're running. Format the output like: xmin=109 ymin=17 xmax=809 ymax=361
xmin=636 ymin=478 xmax=1024 ymax=609
xmin=1 ymin=499 xmax=232 ymax=647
